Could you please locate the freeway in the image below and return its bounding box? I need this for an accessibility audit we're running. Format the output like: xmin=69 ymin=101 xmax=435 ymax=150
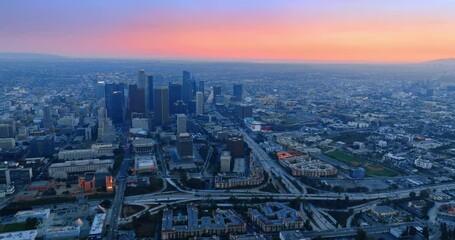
xmin=106 ymin=137 xmax=131 ymax=240
xmin=241 ymin=131 xmax=308 ymax=194
xmin=124 ymin=180 xmax=455 ymax=204
xmin=299 ymin=222 xmax=417 ymax=238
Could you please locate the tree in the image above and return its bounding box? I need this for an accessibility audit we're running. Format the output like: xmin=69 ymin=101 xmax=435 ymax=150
xmin=356 ymin=229 xmax=367 ymax=240
xmin=25 ymin=218 xmax=38 ymax=229
xmin=420 ymin=189 xmax=430 ymax=198
xmin=422 ymin=227 xmax=430 ymax=239
xmin=409 ymin=191 xmax=417 ymax=199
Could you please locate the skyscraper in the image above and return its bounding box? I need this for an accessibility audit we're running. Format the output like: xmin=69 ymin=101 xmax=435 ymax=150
xmin=176 ymin=114 xmax=187 ymax=135
xmin=182 ymin=71 xmax=192 ymax=105
xmin=138 ymin=69 xmax=147 ymax=89
xmin=169 ymin=82 xmax=182 ymax=114
xmin=196 ymin=92 xmax=204 ymax=115
xmin=42 ymin=105 xmax=52 ymax=129
xmin=146 ymin=75 xmax=154 ymax=112
xmin=95 ymin=81 xmax=105 ymax=100
xmin=220 ymin=151 xmax=232 ymax=172
xmin=153 ymin=87 xmax=169 ymax=126
xmin=177 ymin=133 xmax=193 ymax=158
xmin=129 ymin=84 xmax=146 ymax=114
xmin=105 ymin=83 xmax=127 ymax=125
xmin=233 ymin=84 xmax=243 ymax=99
xmin=198 ymin=80 xmax=205 ymax=93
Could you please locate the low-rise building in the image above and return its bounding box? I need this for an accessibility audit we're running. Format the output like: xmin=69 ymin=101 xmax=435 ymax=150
xmin=48 ymin=159 xmax=113 ymax=179
xmin=372 ymin=206 xmax=398 ymax=217
xmin=132 ymin=138 xmax=156 ymax=154
xmin=0 ymin=230 xmax=38 ymax=240
xmin=161 ymin=204 xmax=246 ymax=240
xmin=248 ymin=202 xmax=305 ymax=233
xmin=279 ymin=155 xmax=337 ymax=178
xmin=134 ymin=155 xmax=157 ymax=173
xmin=43 ymin=226 xmax=81 ymax=240
xmin=88 ymin=213 xmax=106 ymax=240
xmin=58 ymin=143 xmax=116 ymax=160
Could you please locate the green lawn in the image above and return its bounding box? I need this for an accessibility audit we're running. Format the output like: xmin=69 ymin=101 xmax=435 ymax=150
xmin=365 ymin=164 xmax=399 ymax=177
xmin=325 ymin=150 xmax=363 ymax=166
xmin=0 ymin=223 xmax=34 ymax=233
xmin=325 ymin=150 xmax=400 ymax=177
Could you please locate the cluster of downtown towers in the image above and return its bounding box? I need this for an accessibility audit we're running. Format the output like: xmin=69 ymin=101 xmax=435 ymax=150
xmin=97 ymin=70 xmax=221 ymax=127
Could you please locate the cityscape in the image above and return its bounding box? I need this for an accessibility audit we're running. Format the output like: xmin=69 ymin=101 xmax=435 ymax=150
xmin=2 ymin=1 xmax=455 ymax=240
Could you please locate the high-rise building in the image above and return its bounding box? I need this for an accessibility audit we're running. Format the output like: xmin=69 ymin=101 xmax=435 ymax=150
xmin=213 ymin=86 xmax=222 ymax=104
xmin=111 ymin=91 xmax=126 ymax=125
xmin=198 ymin=80 xmax=205 ymax=93
xmin=169 ymin=82 xmax=182 ymax=114
xmin=196 ymin=92 xmax=204 ymax=115
xmin=95 ymin=81 xmax=105 ymax=100
xmin=153 ymin=87 xmax=169 ymax=126
xmin=138 ymin=69 xmax=147 ymax=89
xmin=0 ymin=119 xmax=16 ymax=138
xmin=220 ymin=151 xmax=231 ymax=172
xmin=146 ymin=76 xmax=154 ymax=112
xmin=29 ymin=134 xmax=55 ymax=157
xmin=191 ymin=79 xmax=197 ymax=97
xmin=129 ymin=84 xmax=146 ymax=114
xmin=182 ymin=71 xmax=192 ymax=105
xmin=105 ymin=83 xmax=127 ymax=125
xmin=177 ymin=133 xmax=193 ymax=158
xmin=174 ymin=100 xmax=187 ymax=114
xmin=42 ymin=105 xmax=52 ymax=129
xmin=213 ymin=86 xmax=222 ymax=96
xmin=235 ymin=104 xmax=253 ymax=119
xmin=233 ymin=84 xmax=243 ymax=98
xmin=227 ymin=134 xmax=244 ymax=158
xmin=176 ymin=114 xmax=187 ymax=135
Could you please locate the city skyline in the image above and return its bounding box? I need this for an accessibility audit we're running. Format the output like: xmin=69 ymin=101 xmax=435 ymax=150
xmin=1 ymin=0 xmax=455 ymax=63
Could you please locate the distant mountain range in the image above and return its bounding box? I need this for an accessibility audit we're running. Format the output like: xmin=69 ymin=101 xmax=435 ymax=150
xmin=424 ymin=58 xmax=455 ymax=64
xmin=0 ymin=52 xmax=66 ymax=60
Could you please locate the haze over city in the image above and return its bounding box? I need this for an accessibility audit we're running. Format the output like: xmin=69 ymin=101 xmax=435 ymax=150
xmin=3 ymin=1 xmax=455 ymax=240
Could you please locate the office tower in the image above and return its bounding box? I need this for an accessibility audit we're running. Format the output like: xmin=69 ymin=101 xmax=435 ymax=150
xmin=187 ymin=100 xmax=196 ymax=114
xmin=227 ymin=134 xmax=244 ymax=158
xmin=98 ymin=104 xmax=116 ymax=143
xmin=213 ymin=86 xmax=222 ymax=104
xmin=191 ymin=79 xmax=197 ymax=97
xmin=95 ymin=81 xmax=105 ymax=99
xmin=174 ymin=100 xmax=187 ymax=114
xmin=29 ymin=134 xmax=55 ymax=157
xmin=196 ymin=92 xmax=204 ymax=115
xmin=198 ymin=80 xmax=205 ymax=93
xmin=235 ymin=104 xmax=253 ymax=119
xmin=138 ymin=69 xmax=147 ymax=89
xmin=146 ymin=76 xmax=154 ymax=112
xmin=153 ymin=87 xmax=169 ymax=126
xmin=177 ymin=133 xmax=193 ymax=158
xmin=0 ymin=119 xmax=15 ymax=138
xmin=129 ymin=84 xmax=146 ymax=114
xmin=111 ymin=91 xmax=126 ymax=125
xmin=220 ymin=151 xmax=231 ymax=172
xmin=169 ymin=82 xmax=182 ymax=114
xmin=42 ymin=105 xmax=52 ymax=129
xmin=233 ymin=84 xmax=243 ymax=98
xmin=213 ymin=86 xmax=222 ymax=96
xmin=176 ymin=114 xmax=187 ymax=135
xmin=105 ymin=83 xmax=127 ymax=125
xmin=182 ymin=71 xmax=192 ymax=105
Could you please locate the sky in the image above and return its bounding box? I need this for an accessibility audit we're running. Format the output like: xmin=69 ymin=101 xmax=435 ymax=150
xmin=1 ymin=0 xmax=455 ymax=63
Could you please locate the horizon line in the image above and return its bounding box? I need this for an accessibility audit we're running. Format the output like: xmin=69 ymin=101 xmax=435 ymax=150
xmin=1 ymin=51 xmax=453 ymax=65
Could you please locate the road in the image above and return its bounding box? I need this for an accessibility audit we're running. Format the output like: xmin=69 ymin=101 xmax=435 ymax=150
xmin=241 ymin=130 xmax=308 ymax=194
xmin=298 ymin=222 xmax=417 ymax=238
xmin=105 ymin=137 xmax=131 ymax=240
